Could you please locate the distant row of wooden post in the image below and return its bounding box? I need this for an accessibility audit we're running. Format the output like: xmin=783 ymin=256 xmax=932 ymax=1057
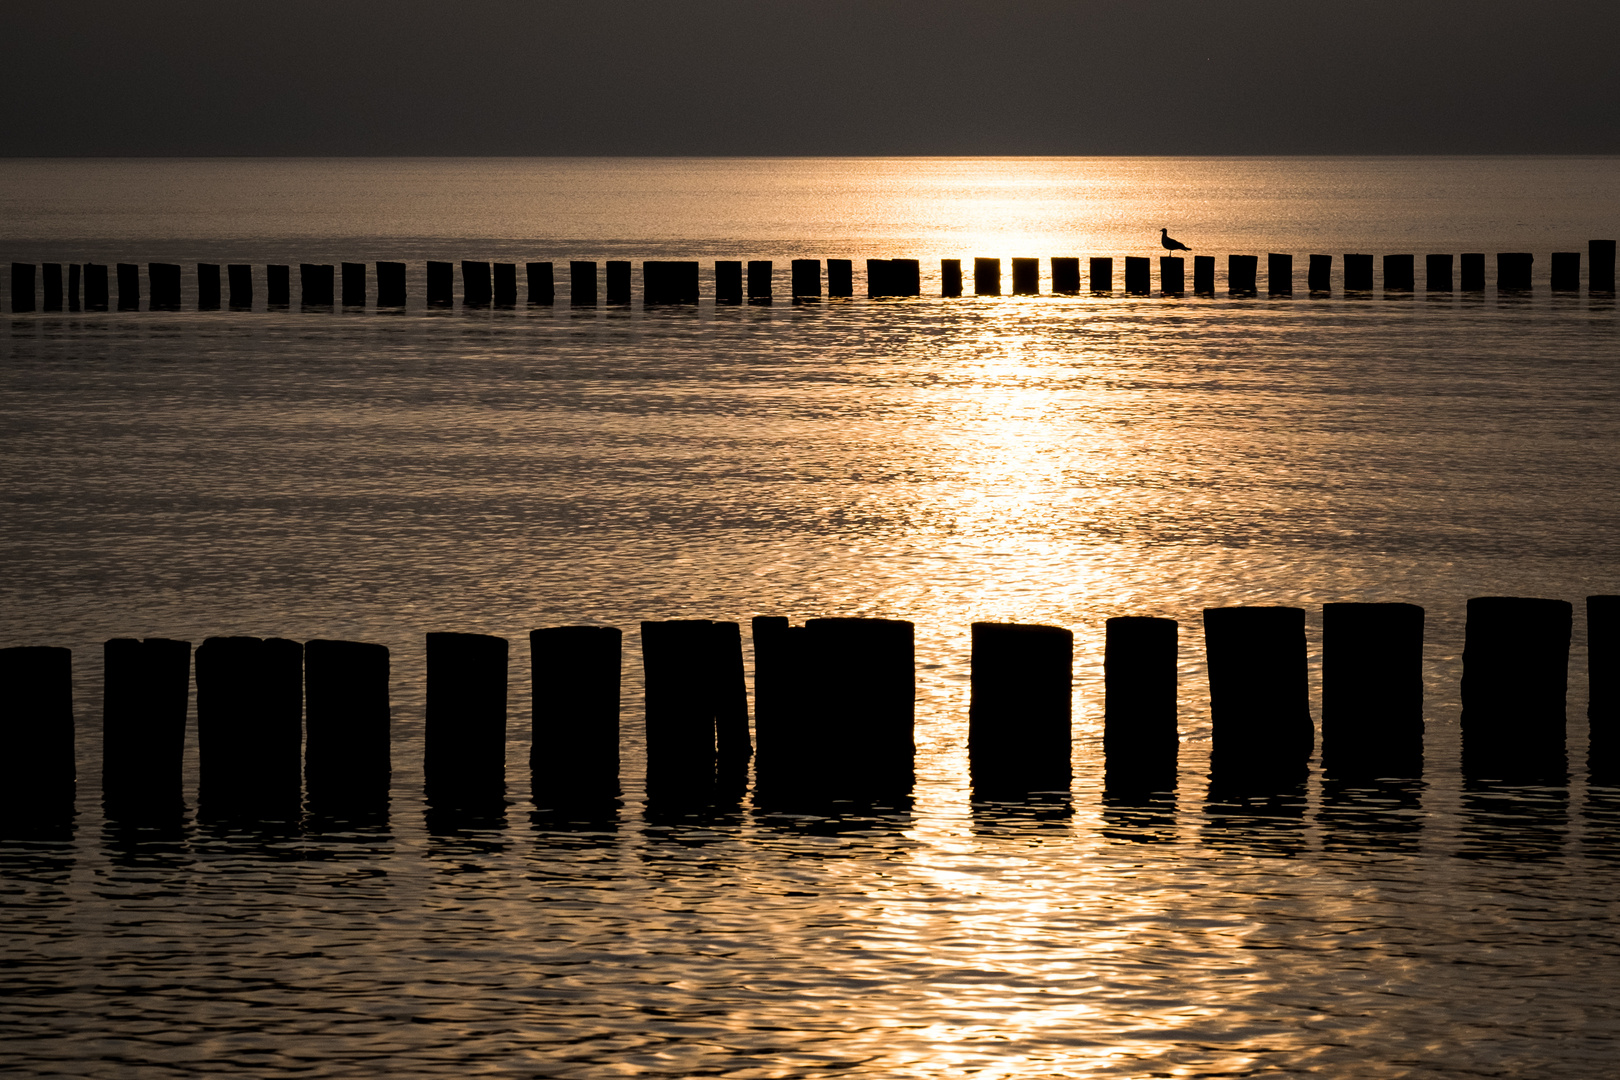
xmin=0 ymin=596 xmax=1614 ymax=829
xmin=7 ymin=243 xmax=1616 ymax=312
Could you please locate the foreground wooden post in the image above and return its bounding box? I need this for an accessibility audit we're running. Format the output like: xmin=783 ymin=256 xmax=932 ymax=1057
xmin=1267 ymin=253 xmax=1292 ymax=296
xmin=102 ymin=637 xmax=190 ymax=818
xmin=1426 ymin=254 xmax=1453 ymax=292
xmin=974 ymin=257 xmax=1001 ymax=296
xmin=425 ymin=632 xmax=508 ymax=809
xmin=197 ymin=263 xmax=221 ymax=310
xmin=425 ymin=261 xmax=453 ymax=306
xmin=492 ymin=262 xmax=516 ymax=307
xmin=805 ymin=617 xmax=914 ymax=803
xmin=1383 ymin=254 xmax=1415 ymax=294
xmin=1203 ymin=607 xmax=1312 ymax=784
xmin=1052 ymin=257 xmax=1080 ymax=295
xmin=1089 ymin=257 xmax=1112 ymax=293
xmin=1124 ymin=256 xmax=1150 ymax=296
xmin=1344 ymin=253 xmax=1373 ymax=291
xmin=892 ymin=258 xmax=920 ymax=296
xmin=531 ymin=626 xmax=622 ymax=810
xmin=341 ymin=262 xmax=366 ymax=307
xmin=85 ymin=263 xmax=109 ymax=310
xmin=605 ymin=260 xmax=631 ymax=305
xmin=642 ymin=620 xmax=720 ymax=806
xmin=714 ymin=260 xmax=743 ymax=303
xmin=228 ymin=264 xmax=253 ymax=309
xmin=299 ymin=264 xmax=334 ymax=307
xmin=1308 ymin=254 xmax=1332 ymax=292
xmin=1104 ymin=616 xmax=1177 ymax=790
xmin=0 ymin=646 xmax=75 ymax=824
xmin=1193 ymin=255 xmax=1214 ymax=295
xmin=1590 ymin=595 xmax=1619 ymax=784
xmin=42 ymin=263 xmax=62 ymax=311
xmin=1497 ymin=252 xmax=1533 ymax=292
xmin=1461 ymin=253 xmax=1485 ymax=291
xmin=118 ymin=263 xmax=141 ymax=310
xmin=1159 ymin=256 xmax=1184 ymax=295
xmin=940 ymin=258 xmax=962 ymax=297
xmin=68 ymin=263 xmax=81 ymax=311
xmin=463 ymin=261 xmax=494 ymax=307
xmin=1227 ymin=255 xmax=1258 ymax=297
xmin=195 ymin=636 xmax=303 ymax=820
xmin=747 ymin=260 xmax=773 ymax=301
xmin=10 ymin=263 xmax=36 ymax=312
xmin=827 ymin=259 xmax=853 ymax=297
xmin=1011 ymin=258 xmax=1039 ymax=295
xmin=750 ymin=617 xmax=802 ymax=801
xmin=1550 ymin=252 xmax=1580 ymax=292
xmin=969 ymin=622 xmax=1072 ymax=797
xmin=866 ymin=259 xmax=893 ymax=298
xmin=1321 ymin=603 xmax=1423 ymax=778
xmin=376 ymin=261 xmax=406 ymax=307
xmin=525 ymin=262 xmax=554 ymax=305
xmin=304 ymin=640 xmax=391 ymax=815
xmin=1590 ymin=239 xmax=1616 ymax=293
xmin=1461 ymin=597 xmax=1570 ymax=779
xmin=148 ymin=263 xmax=181 ymax=310
xmin=792 ymin=259 xmax=821 ymax=297
xmin=569 ymin=261 xmax=597 ymax=305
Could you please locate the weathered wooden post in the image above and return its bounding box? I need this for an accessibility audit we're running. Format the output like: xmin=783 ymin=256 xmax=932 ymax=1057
xmin=1590 ymin=239 xmax=1616 ymax=293
xmin=1104 ymin=616 xmax=1178 ymax=790
xmin=714 ymin=260 xmax=743 ymax=303
xmin=195 ymin=636 xmax=304 ymax=820
xmin=1426 ymin=254 xmax=1453 ymax=292
xmin=1227 ymin=255 xmax=1258 ymax=297
xmin=1321 ymin=603 xmax=1423 ymax=778
xmin=1550 ymin=252 xmax=1580 ymax=292
xmin=1383 ymin=254 xmax=1415 ymax=294
xmin=425 ymin=632 xmax=508 ymax=809
xmin=85 ymin=263 xmax=109 ymax=311
xmin=1267 ymin=253 xmax=1292 ymax=296
xmin=1308 ymin=254 xmax=1332 ymax=292
xmin=792 ymin=259 xmax=821 ymax=298
xmin=341 ymin=262 xmax=366 ymax=307
xmin=0 ymin=646 xmax=75 ymax=824
xmin=42 ymin=263 xmax=62 ymax=311
xmin=376 ymin=261 xmax=406 ymax=307
xmin=1089 ymin=257 xmax=1113 ymax=293
xmin=605 ymin=260 xmax=631 ymax=305
xmin=10 ymin=263 xmax=36 ymax=312
xmin=969 ymin=622 xmax=1072 ymax=797
xmin=1590 ymin=595 xmax=1619 ymax=784
xmin=1497 ymin=253 xmax=1534 ymax=292
xmin=492 ymin=262 xmax=516 ymax=307
xmin=1011 ymin=258 xmax=1039 ymax=295
xmin=531 ymin=626 xmax=622 ymax=810
xmin=866 ymin=259 xmax=893 ymax=298
xmin=68 ymin=263 xmax=81 ymax=311
xmin=102 ymin=637 xmax=190 ymax=819
xmin=149 ymin=263 xmax=182 ymax=310
xmin=751 ymin=616 xmax=804 ymax=803
xmin=228 ymin=264 xmax=252 ymax=309
xmin=827 ymin=259 xmax=853 ymax=297
xmin=804 ymin=617 xmax=914 ymax=803
xmin=1344 ymin=254 xmax=1373 ymax=292
xmin=892 ymin=258 xmax=920 ymax=296
xmin=1193 ymin=255 xmax=1214 ymax=295
xmin=304 ymin=639 xmax=391 ymax=815
xmin=747 ymin=260 xmax=773 ymax=301
xmin=1203 ymin=607 xmax=1312 ymax=784
xmin=425 ymin=261 xmax=453 ymax=306
xmin=940 ymin=258 xmax=962 ymax=297
xmin=197 ymin=264 xmax=221 ymax=310
xmin=569 ymin=261 xmax=597 ymax=306
xmin=266 ymin=264 xmax=290 ymax=307
xmin=1461 ymin=597 xmax=1570 ymax=780
xmin=974 ymin=258 xmax=1001 ymax=296
xmin=1052 ymin=257 xmax=1080 ymax=295
xmin=299 ymin=264 xmax=334 ymax=307
xmin=1125 ymin=256 xmax=1150 ymax=296
xmin=1159 ymin=256 xmax=1184 ymax=296
xmin=526 ymin=262 xmax=555 ymax=305
xmin=463 ymin=261 xmax=494 ymax=307
xmin=1461 ymin=253 xmax=1486 ymax=291
xmin=117 ymin=263 xmax=141 ymax=310
xmin=642 ymin=620 xmax=720 ymax=806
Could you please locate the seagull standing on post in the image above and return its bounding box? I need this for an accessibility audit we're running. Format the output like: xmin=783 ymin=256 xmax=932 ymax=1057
xmin=1160 ymin=228 xmax=1191 ymax=254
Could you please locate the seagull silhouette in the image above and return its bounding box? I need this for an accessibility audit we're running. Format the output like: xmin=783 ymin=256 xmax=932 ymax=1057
xmin=1160 ymin=228 xmax=1191 ymax=253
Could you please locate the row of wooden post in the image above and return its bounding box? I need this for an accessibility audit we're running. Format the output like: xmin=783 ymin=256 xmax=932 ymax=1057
xmin=0 ymin=596 xmax=1613 ymax=827
xmin=8 ymin=243 xmax=1616 ymax=312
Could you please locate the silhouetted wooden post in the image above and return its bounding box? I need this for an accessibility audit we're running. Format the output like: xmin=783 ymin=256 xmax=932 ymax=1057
xmin=969 ymin=622 xmax=1072 ymax=797
xmin=198 ymin=264 xmax=221 ymax=310
xmin=10 ymin=263 xmax=35 ymax=312
xmin=892 ymin=258 xmax=920 ymax=296
xmin=1104 ymin=616 xmax=1178 ymax=790
xmin=0 ymin=645 xmax=75 ymax=823
xmin=1012 ymin=258 xmax=1039 ymax=295
xmin=1590 ymin=595 xmax=1619 ymax=784
xmin=1590 ymin=240 xmax=1616 ymax=293
xmin=117 ymin=263 xmax=141 ymax=310
xmin=1267 ymin=253 xmax=1292 ymax=296
xmin=300 ymin=264 xmax=334 ymax=307
xmin=1497 ymin=252 xmax=1533 ymax=292
xmin=642 ymin=262 xmax=666 ymax=305
xmin=569 ymin=261 xmax=597 ymax=306
xmin=1383 ymin=254 xmax=1415 ymax=294
xmin=526 ymin=262 xmax=554 ymax=305
xmin=642 ymin=620 xmax=720 ymax=805
xmin=1203 ymin=607 xmax=1312 ymax=783
xmin=1193 ymin=255 xmax=1214 ymax=295
xmin=1308 ymin=254 xmax=1332 ymax=292
xmin=267 ymin=264 xmax=291 ymax=307
xmin=1227 ymin=255 xmax=1258 ymax=296
xmin=102 ymin=637 xmax=190 ymax=818
xmin=376 ymin=261 xmax=406 ymax=307
xmin=605 ymin=260 xmax=631 ymax=305
xmin=1550 ymin=252 xmax=1580 ymax=292
xmin=804 ymin=617 xmax=915 ymax=803
xmin=1125 ymin=256 xmax=1150 ymax=296
xmin=750 ymin=617 xmax=802 ymax=801
xmin=531 ymin=626 xmax=622 ymax=809
xmin=974 ymin=257 xmax=1001 ymax=296
xmin=792 ymin=259 xmax=821 ymax=298
xmin=42 ymin=263 xmax=62 ymax=311
xmin=827 ymin=259 xmax=853 ymax=298
xmin=1052 ymin=257 xmax=1080 ymax=295
xmin=1159 ymin=256 xmax=1184 ymax=296
xmin=1089 ymin=257 xmax=1113 ymax=293
xmin=149 ymin=263 xmax=181 ymax=310
xmin=1344 ymin=253 xmax=1373 ymax=291
xmin=1461 ymin=597 xmax=1570 ymax=779
xmin=1426 ymin=254 xmax=1453 ymax=292
xmin=1461 ymin=253 xmax=1486 ymax=291
xmin=492 ymin=262 xmax=516 ymax=307
xmin=715 ymin=261 xmax=743 ymax=303
xmin=425 ymin=632 xmax=508 ymax=809
xmin=866 ymin=259 xmax=893 ymax=298
xmin=341 ymin=262 xmax=366 ymax=307
xmin=425 ymin=261 xmax=453 ymax=306
xmin=227 ymin=264 xmax=252 ymax=309
xmin=68 ymin=263 xmax=81 ymax=311
xmin=463 ymin=261 xmax=494 ymax=307
xmin=747 ymin=260 xmax=773 ymax=300
xmin=85 ymin=263 xmax=109 ymax=311
xmin=940 ymin=258 xmax=963 ymax=297
xmin=712 ymin=621 xmax=752 ymax=799
xmin=195 ymin=636 xmax=303 ymax=820
xmin=1321 ymin=603 xmax=1423 ymax=779
xmin=304 ymin=639 xmax=390 ymax=815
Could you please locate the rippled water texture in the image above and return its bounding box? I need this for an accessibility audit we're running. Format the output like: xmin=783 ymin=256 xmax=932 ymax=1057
xmin=2 ymin=158 xmax=1620 ymax=1077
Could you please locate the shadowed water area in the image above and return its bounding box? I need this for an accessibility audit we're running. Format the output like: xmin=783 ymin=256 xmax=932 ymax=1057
xmin=2 ymin=157 xmax=1619 ymax=1077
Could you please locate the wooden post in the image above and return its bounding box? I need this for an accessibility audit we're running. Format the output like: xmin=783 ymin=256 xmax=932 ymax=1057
xmin=341 ymin=262 xmax=366 ymax=307
xmin=792 ymin=259 xmax=821 ymax=298
xmin=228 ymin=264 xmax=252 ymax=309
xmin=299 ymin=264 xmax=334 ymax=307
xmin=425 ymin=632 xmax=508 ymax=809
xmin=463 ymin=261 xmax=494 ymax=307
xmin=750 ymin=617 xmax=803 ymax=803
xmin=1383 ymin=254 xmax=1415 ymax=293
xmin=102 ymin=637 xmax=190 ymax=819
xmin=940 ymin=258 xmax=962 ymax=297
xmin=1344 ymin=253 xmax=1373 ymax=291
xmin=1461 ymin=597 xmax=1570 ymax=780
xmin=492 ymin=262 xmax=516 ymax=307
xmin=1159 ymin=256 xmax=1184 ymax=296
xmin=425 ymin=261 xmax=453 ymax=306
xmin=0 ymin=646 xmax=75 ymax=823
xmin=1227 ymin=255 xmax=1258 ymax=297
xmin=1426 ymin=254 xmax=1453 ymax=292
xmin=1590 ymin=239 xmax=1616 ymax=293
xmin=1089 ymin=257 xmax=1112 ymax=293
xmin=195 ymin=636 xmax=303 ymax=820
xmin=605 ymin=260 xmax=631 ymax=305
xmin=1124 ymin=256 xmax=1150 ymax=296
xmin=118 ymin=263 xmax=141 ymax=310
xmin=1104 ymin=616 xmax=1177 ymax=791
xmin=198 ymin=264 xmax=221 ymax=310
xmin=1011 ymin=258 xmax=1039 ymax=295
xmin=827 ymin=259 xmax=853 ymax=298
xmin=68 ymin=263 xmax=81 ymax=311
xmin=1051 ymin=257 xmax=1080 ymax=295
xmin=569 ymin=261 xmax=597 ymax=306
xmin=641 ymin=620 xmax=719 ymax=806
xmin=1497 ymin=252 xmax=1533 ymax=292
xmin=304 ymin=640 xmax=391 ymax=814
xmin=969 ymin=622 xmax=1072 ymax=797
xmin=1267 ymin=253 xmax=1292 ymax=296
xmin=265 ymin=264 xmax=290 ymax=307
xmin=149 ymin=263 xmax=182 ymax=310
xmin=42 ymin=263 xmax=62 ymax=311
xmin=1461 ymin=253 xmax=1486 ymax=291
xmin=10 ymin=263 xmax=36 ymax=312
xmin=892 ymin=258 xmax=920 ymax=296
xmin=714 ymin=260 xmax=743 ymax=303
xmin=974 ymin=257 xmax=1001 ymax=296
xmin=1590 ymin=595 xmax=1619 ymax=784
xmin=526 ymin=262 xmax=554 ymax=305
xmin=1193 ymin=255 xmax=1214 ymax=296
xmin=804 ymin=617 xmax=914 ymax=803
xmin=866 ymin=259 xmax=893 ymax=298
xmin=85 ymin=263 xmax=109 ymax=311
xmin=1308 ymin=254 xmax=1332 ymax=292
xmin=376 ymin=262 xmax=406 ymax=307
xmin=1550 ymin=252 xmax=1580 ymax=292
xmin=1203 ymin=607 xmax=1312 ymax=783
xmin=747 ymin=260 xmax=772 ymax=301
xmin=531 ymin=626 xmax=622 ymax=810
xmin=1321 ymin=603 xmax=1424 ymax=779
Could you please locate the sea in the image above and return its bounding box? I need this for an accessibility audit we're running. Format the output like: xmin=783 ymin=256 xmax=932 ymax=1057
xmin=2 ymin=156 xmax=1619 ymax=1077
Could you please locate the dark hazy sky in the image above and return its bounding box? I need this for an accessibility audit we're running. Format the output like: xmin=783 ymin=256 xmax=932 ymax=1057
xmin=3 ymin=0 xmax=1615 ymax=156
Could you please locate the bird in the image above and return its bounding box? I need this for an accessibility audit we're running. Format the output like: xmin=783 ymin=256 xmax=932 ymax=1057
xmin=1160 ymin=228 xmax=1191 ymax=253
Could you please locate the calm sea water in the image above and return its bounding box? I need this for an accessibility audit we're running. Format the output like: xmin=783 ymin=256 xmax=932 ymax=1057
xmin=3 ymin=157 xmax=1620 ymax=1078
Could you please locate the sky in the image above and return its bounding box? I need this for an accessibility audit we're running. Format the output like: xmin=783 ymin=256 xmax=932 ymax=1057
xmin=2 ymin=0 xmax=1616 ymax=156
